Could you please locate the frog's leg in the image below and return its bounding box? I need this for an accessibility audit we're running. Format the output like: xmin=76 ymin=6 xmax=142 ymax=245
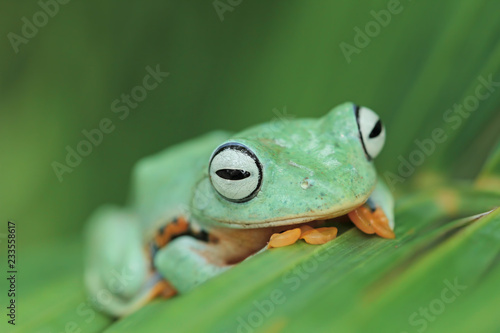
xmin=146 ymin=218 xmax=190 ymax=298
xmin=85 ymin=206 xmax=158 ymax=317
xmin=348 ymin=178 xmax=395 ymax=239
xmin=153 ymin=236 xmax=232 ymax=294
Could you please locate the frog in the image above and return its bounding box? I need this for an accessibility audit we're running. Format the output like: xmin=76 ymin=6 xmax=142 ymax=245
xmin=84 ymin=102 xmax=394 ymax=316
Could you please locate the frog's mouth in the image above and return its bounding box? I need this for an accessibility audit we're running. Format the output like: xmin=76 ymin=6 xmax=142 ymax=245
xmin=192 ymin=212 xmax=355 ymax=266
xmin=185 ymin=198 xmax=394 ymax=265
xmin=208 ymin=201 xmax=366 ymax=229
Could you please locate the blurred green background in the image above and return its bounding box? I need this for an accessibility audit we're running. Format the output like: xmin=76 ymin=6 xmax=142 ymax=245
xmin=1 ymin=0 xmax=499 ymax=244
xmin=1 ymin=0 xmax=500 ymax=332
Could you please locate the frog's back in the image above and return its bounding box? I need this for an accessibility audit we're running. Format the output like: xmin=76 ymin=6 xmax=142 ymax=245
xmin=130 ymin=130 xmax=231 ymax=231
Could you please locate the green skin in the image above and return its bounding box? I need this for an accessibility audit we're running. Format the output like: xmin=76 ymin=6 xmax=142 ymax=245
xmin=84 ymin=102 xmax=394 ymax=316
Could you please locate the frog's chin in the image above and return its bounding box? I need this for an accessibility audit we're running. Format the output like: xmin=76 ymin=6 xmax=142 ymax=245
xmin=209 ymin=201 xmax=366 ymax=229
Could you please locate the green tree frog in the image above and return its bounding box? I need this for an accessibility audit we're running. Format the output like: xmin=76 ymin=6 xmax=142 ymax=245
xmin=84 ymin=102 xmax=394 ymax=316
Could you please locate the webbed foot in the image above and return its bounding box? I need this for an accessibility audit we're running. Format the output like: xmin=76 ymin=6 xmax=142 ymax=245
xmin=267 ymin=225 xmax=338 ymax=248
xmin=299 ymin=226 xmax=338 ymax=245
xmin=347 ymin=204 xmax=395 ymax=239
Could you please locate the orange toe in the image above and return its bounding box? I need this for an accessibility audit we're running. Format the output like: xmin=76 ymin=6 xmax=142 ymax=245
xmin=298 ymin=225 xmax=314 ymax=234
xmin=300 ymin=227 xmax=338 ymax=245
xmin=371 ymin=208 xmax=395 ymax=239
xmin=348 ymin=205 xmax=395 ymax=239
xmin=268 ymin=228 xmax=301 ymax=248
xmin=348 ymin=206 xmax=375 ymax=234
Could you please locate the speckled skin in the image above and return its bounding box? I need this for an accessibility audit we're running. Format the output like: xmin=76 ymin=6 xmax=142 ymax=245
xmin=84 ymin=102 xmax=393 ymax=316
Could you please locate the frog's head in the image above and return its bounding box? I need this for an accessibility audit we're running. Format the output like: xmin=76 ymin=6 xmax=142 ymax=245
xmin=191 ymin=102 xmax=386 ymax=228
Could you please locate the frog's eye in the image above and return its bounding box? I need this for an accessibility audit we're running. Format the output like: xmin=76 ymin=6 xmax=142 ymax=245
xmin=209 ymin=143 xmax=262 ymax=203
xmin=355 ymin=105 xmax=386 ymax=160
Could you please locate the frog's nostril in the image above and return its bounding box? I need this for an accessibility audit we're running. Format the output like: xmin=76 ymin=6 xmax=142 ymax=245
xmin=300 ymin=177 xmax=314 ymax=189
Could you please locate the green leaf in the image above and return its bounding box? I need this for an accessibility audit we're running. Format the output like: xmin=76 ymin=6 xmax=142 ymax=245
xmin=8 ymin=240 xmax=112 ymax=333
xmin=476 ymin=139 xmax=500 ymax=193
xmin=103 ymin=189 xmax=499 ymax=333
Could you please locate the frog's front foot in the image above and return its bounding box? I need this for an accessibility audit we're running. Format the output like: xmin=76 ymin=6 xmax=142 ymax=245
xmin=153 ymin=236 xmax=232 ymax=294
xmin=347 ymin=203 xmax=395 ymax=239
xmin=267 ymin=225 xmax=338 ymax=248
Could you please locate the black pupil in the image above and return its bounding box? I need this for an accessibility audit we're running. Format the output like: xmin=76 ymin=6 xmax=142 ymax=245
xmin=216 ymin=169 xmax=250 ymax=180
xmin=369 ymin=120 xmax=382 ymax=138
